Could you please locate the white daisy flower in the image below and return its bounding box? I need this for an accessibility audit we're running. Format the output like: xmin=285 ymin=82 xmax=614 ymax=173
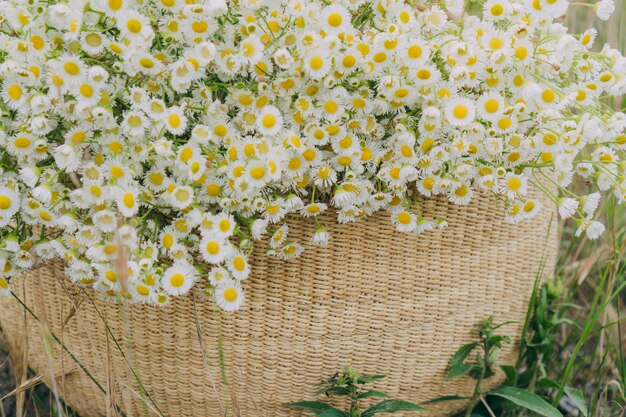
xmin=269 ymin=224 xmax=288 ymax=248
xmin=581 ymin=192 xmax=601 ymax=216
xmin=116 ymin=188 xmax=140 ymax=217
xmin=200 ymin=235 xmax=232 ymax=264
xmin=391 ymin=210 xmax=418 ymax=233
xmin=214 ymin=212 xmax=236 ymax=237
xmin=503 ymin=173 xmax=528 ymax=198
xmin=311 ymin=227 xmax=330 ymax=246
xmin=163 ymin=106 xmax=188 ymax=135
xmin=558 ymin=198 xmax=578 ymax=219
xmin=208 ymin=266 xmax=231 ymax=286
xmin=251 ymin=218 xmax=269 ymax=240
xmin=238 ymin=35 xmax=264 ymax=65
xmin=257 ymin=105 xmax=283 ymax=136
xmin=1 ymin=78 xmax=27 ymax=110
xmin=162 ymin=260 xmax=197 ymax=296
xmin=0 ymin=186 xmax=20 ymax=227
xmin=276 ymin=243 xmax=304 ymax=260
xmin=169 ymin=185 xmax=194 ymax=210
xmin=319 ymin=4 xmax=351 ymax=35
xmin=303 ymin=50 xmax=331 ymax=79
xmin=118 ymin=10 xmax=154 ymax=43
xmin=449 ymin=183 xmax=473 ymax=206
xmin=445 ymin=98 xmax=476 ymax=126
xmin=0 ymin=278 xmax=11 ymax=296
xmin=301 ymin=202 xmax=328 ymax=217
xmin=215 ymin=280 xmax=245 ymax=312
xmin=596 ymin=0 xmax=615 ymax=20
xmin=521 ymin=199 xmax=541 ymax=219
xmin=226 ymin=251 xmax=250 ymax=280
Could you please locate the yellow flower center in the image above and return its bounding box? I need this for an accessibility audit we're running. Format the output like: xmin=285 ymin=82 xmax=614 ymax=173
xmin=109 ymin=0 xmax=123 ymax=10
xmin=140 ymin=57 xmax=154 ymax=68
xmin=64 ymin=62 xmax=80 ymax=75
xmin=105 ymin=270 xmax=117 ymax=282
xmin=243 ymin=41 xmax=256 ymax=57
xmin=127 ymin=18 xmax=142 ymax=34
xmin=80 ymin=84 xmax=93 ymax=98
xmin=397 ymin=213 xmax=411 ymax=224
xmin=175 ymin=188 xmax=189 ymax=202
xmin=250 ymin=166 xmax=265 ymax=180
xmin=170 ymin=273 xmax=184 ymax=288
xmin=489 ymin=37 xmax=504 ymax=50
xmin=169 ymin=114 xmax=181 ymax=128
xmin=514 ymin=46 xmax=527 ymax=60
xmin=15 ymin=137 xmax=30 ymax=149
xmin=507 ymin=177 xmax=522 ymax=191
xmin=490 ymin=4 xmax=504 ymax=15
xmin=338 ymin=156 xmax=352 ymax=166
xmin=484 ymin=99 xmax=499 ymax=113
xmin=455 ymin=185 xmax=469 ymax=197
xmin=110 ymin=166 xmax=124 ymax=178
xmin=206 ymin=241 xmax=219 ymax=255
xmin=327 ymin=12 xmax=342 ymax=27
xmin=192 ymin=21 xmax=208 ymax=33
xmin=310 ymin=56 xmax=324 ymax=70
xmin=207 ymin=184 xmax=221 ymax=196
xmin=163 ymin=234 xmax=174 ymax=249
xmin=90 ymin=185 xmax=102 ymax=197
xmin=453 ymin=104 xmax=468 ymax=119
xmin=542 ymin=89 xmax=556 ymax=103
xmin=342 ymin=55 xmax=356 ymax=68
xmin=233 ymin=257 xmax=245 ymax=271
xmin=122 ymin=193 xmax=134 ymax=208
xmin=262 ymin=113 xmax=276 ymax=129
xmin=8 ymin=85 xmax=22 ymax=100
xmin=408 ymin=45 xmax=422 ymax=59
xmin=416 ymin=69 xmax=431 ymax=80
xmin=223 ymin=287 xmax=238 ymax=302
xmin=0 ymin=196 xmax=11 ymax=210
xmin=85 ymin=33 xmax=102 ymax=47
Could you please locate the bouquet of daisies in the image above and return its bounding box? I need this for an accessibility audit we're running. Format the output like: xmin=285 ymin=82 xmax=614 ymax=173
xmin=0 ymin=0 xmax=624 ymax=311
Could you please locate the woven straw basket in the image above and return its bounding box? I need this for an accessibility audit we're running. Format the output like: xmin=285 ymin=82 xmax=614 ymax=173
xmin=0 ymin=190 xmax=558 ymax=417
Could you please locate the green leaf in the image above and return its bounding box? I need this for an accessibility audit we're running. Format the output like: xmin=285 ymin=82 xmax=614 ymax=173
xmin=488 ymin=386 xmax=562 ymax=417
xmin=319 ymin=410 xmax=350 ymax=417
xmin=446 ymin=363 xmax=475 ymax=379
xmin=537 ymin=378 xmax=559 ymax=389
xmin=357 ymin=390 xmax=389 ymax=399
xmin=315 ymin=386 xmax=352 ymax=396
xmin=564 ymin=386 xmax=588 ymax=417
xmin=362 ymin=399 xmax=426 ymax=416
xmin=447 ymin=342 xmax=477 ymax=379
xmin=423 ymin=395 xmax=468 ymax=404
xmin=285 ymin=401 xmax=344 ymax=415
xmin=500 ymin=365 xmax=517 ymax=384
xmin=357 ymin=374 xmax=386 ymax=384
xmin=486 ymin=334 xmax=511 ymax=349
xmin=449 ymin=342 xmax=477 ymax=369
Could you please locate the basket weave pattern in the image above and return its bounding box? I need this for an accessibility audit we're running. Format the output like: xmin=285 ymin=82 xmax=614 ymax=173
xmin=0 ymin=192 xmax=558 ymax=417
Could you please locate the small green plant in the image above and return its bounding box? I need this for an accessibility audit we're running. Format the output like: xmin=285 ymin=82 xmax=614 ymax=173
xmin=286 ymin=367 xmax=425 ymax=417
xmin=441 ymin=316 xmax=565 ymax=417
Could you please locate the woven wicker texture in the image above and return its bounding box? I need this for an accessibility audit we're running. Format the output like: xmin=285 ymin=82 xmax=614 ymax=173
xmin=0 ymin=190 xmax=558 ymax=417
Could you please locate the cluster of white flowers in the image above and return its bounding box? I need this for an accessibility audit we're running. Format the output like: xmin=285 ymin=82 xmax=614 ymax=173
xmin=0 ymin=0 xmax=624 ymax=309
